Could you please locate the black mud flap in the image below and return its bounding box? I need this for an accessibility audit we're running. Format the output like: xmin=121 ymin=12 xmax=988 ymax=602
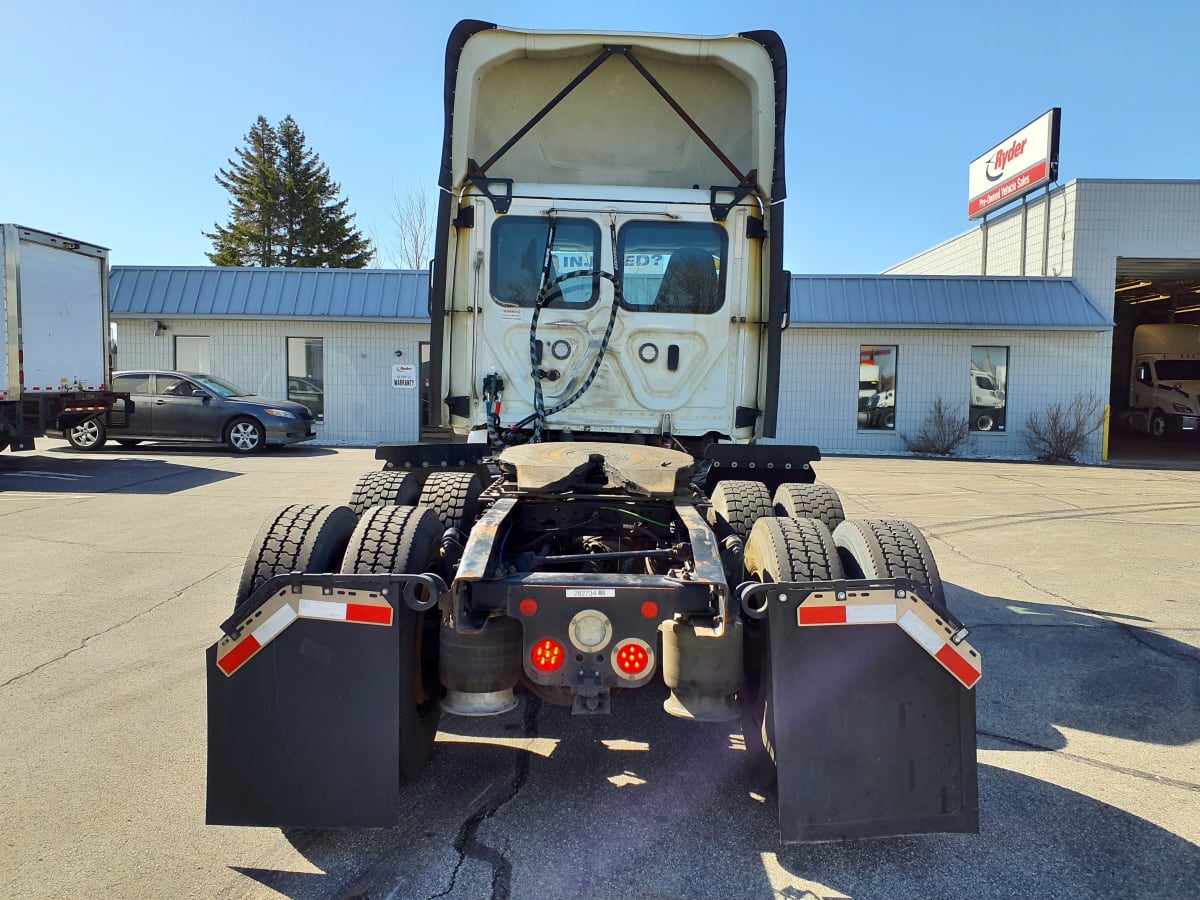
xmin=206 ymin=593 xmax=402 ymax=828
xmin=765 ymin=582 xmax=979 ymax=842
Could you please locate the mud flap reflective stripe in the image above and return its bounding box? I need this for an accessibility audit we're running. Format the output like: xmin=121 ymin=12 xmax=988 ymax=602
xmin=793 ymin=587 xmax=982 ymax=689
xmin=766 ymin=582 xmax=979 ymax=842
xmin=206 ymin=591 xmax=402 ymax=827
xmin=214 ymin=590 xmax=393 ymax=677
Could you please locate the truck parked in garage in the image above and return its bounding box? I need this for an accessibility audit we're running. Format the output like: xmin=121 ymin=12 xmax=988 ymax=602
xmin=1126 ymin=323 xmax=1200 ymax=439
xmin=206 ymin=21 xmax=981 ymax=844
xmin=0 ymin=224 xmax=127 ymax=452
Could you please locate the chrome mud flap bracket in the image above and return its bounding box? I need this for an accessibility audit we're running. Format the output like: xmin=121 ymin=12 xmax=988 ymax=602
xmin=206 ymin=573 xmax=445 ymax=828
xmin=741 ymin=578 xmax=980 ymax=843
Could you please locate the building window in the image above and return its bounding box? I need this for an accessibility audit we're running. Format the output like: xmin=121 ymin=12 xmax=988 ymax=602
xmin=970 ymin=346 xmax=1008 ymax=432
xmin=287 ymin=337 xmax=324 ymax=421
xmin=174 ymin=335 xmax=210 ymax=373
xmin=858 ymin=346 xmax=897 ymax=430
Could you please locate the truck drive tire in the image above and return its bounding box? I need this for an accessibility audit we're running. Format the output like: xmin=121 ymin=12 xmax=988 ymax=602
xmin=708 ymin=479 xmax=772 ymax=541
xmin=740 ymin=516 xmax=844 ymax=772
xmin=236 ymin=504 xmax=358 ymax=607
xmin=340 ymin=504 xmax=444 ymax=779
xmin=832 ymin=519 xmax=947 ymax=613
xmin=772 ymin=483 xmax=845 ymax=533
xmin=418 ymin=471 xmax=483 ymax=533
xmin=66 ymin=417 xmax=107 ymax=450
xmin=348 ymin=470 xmax=422 ymax=516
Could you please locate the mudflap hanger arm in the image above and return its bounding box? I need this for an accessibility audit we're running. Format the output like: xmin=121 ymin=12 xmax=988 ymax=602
xmin=220 ymin=571 xmax=447 ymax=642
xmin=466 ymin=44 xmax=758 ymax=211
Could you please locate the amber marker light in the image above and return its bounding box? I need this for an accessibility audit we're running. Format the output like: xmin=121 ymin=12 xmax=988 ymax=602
xmin=531 ymin=638 xmax=565 ymax=672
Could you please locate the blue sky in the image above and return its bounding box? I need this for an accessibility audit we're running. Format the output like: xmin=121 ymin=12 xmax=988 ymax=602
xmin=6 ymin=0 xmax=1198 ymax=273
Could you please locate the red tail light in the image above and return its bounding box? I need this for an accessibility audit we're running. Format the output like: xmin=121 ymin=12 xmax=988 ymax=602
xmin=614 ymin=640 xmax=650 ymax=676
xmin=530 ymin=638 xmax=564 ymax=673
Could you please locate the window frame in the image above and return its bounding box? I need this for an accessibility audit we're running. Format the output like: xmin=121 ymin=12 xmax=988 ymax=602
xmin=286 ymin=336 xmax=325 ymax=421
xmin=857 ymin=344 xmax=898 ymax=432
xmin=173 ymin=334 xmax=210 ymax=373
xmin=969 ymin=345 xmax=1009 ymax=434
xmin=616 ymin=220 xmax=728 ymax=315
xmin=489 ymin=215 xmax=603 ymax=310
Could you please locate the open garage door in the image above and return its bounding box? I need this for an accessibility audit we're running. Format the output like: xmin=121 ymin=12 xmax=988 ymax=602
xmin=1109 ymin=257 xmax=1200 ymax=465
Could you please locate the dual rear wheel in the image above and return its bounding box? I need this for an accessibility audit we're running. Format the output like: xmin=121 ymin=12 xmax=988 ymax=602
xmin=236 ymin=502 xmax=444 ymax=780
xmin=738 ymin=510 xmax=945 ymax=772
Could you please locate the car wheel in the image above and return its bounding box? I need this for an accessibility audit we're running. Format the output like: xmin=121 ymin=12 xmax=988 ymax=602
xmin=66 ymin=418 xmax=107 ymax=451
xmin=225 ymin=416 xmax=266 ymax=453
xmin=975 ymin=412 xmax=995 ymax=431
xmin=881 ymin=410 xmax=895 ymax=429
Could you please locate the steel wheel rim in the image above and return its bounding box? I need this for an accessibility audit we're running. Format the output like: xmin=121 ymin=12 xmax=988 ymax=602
xmin=73 ymin=421 xmax=100 ymax=447
xmin=231 ymin=423 xmax=259 ymax=450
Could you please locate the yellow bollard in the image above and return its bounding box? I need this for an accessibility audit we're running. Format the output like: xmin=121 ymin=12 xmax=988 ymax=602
xmin=1102 ymin=403 xmax=1111 ymax=461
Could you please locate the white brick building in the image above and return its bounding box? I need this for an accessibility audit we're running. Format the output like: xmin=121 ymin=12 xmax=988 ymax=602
xmin=110 ymin=268 xmax=430 ymax=446
xmin=112 ymin=265 xmax=1114 ymax=460
xmin=774 ymin=277 xmax=1110 ymax=460
xmin=882 ymin=179 xmax=1200 ymax=461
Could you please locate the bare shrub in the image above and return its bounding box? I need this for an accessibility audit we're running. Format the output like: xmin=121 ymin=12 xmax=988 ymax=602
xmin=1023 ymin=395 xmax=1105 ymax=462
xmin=901 ymin=397 xmax=969 ymax=456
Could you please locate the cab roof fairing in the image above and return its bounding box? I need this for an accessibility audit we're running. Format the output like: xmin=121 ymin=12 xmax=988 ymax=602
xmin=437 ymin=20 xmax=787 ymax=204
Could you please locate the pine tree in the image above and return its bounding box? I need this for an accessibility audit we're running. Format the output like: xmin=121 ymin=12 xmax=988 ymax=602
xmin=206 ymin=115 xmax=372 ymax=268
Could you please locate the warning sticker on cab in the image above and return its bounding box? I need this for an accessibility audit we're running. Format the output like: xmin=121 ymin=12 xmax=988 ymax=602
xmin=566 ymin=588 xmax=616 ymax=598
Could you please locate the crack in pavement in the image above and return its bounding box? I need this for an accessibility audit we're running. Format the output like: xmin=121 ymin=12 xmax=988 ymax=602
xmin=0 ymin=564 xmax=235 ymax=689
xmin=425 ymin=696 xmax=542 ymax=900
xmin=931 ymin=499 xmax=1200 ymax=537
xmin=978 ymin=729 xmax=1200 ymax=793
xmin=930 ymin=534 xmax=1200 ymax=664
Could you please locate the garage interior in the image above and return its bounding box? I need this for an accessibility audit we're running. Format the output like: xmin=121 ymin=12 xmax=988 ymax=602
xmin=1109 ymin=257 xmax=1200 ymax=462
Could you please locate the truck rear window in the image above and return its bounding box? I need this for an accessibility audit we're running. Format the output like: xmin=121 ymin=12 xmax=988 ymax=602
xmin=490 ymin=216 xmax=601 ymax=309
xmin=618 ymin=221 xmax=726 ymax=314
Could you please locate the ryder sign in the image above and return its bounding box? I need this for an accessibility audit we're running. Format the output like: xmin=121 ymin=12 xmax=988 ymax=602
xmin=967 ymin=108 xmax=1060 ymax=219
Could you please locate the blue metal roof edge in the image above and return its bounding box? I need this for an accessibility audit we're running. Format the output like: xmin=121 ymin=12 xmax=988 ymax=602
xmin=787 ymin=275 xmax=1112 ymax=331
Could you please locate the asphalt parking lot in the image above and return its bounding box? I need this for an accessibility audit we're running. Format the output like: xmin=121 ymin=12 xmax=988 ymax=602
xmin=1 ymin=440 xmax=1197 ymax=899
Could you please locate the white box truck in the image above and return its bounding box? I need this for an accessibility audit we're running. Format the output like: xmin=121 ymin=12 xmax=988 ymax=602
xmin=1 ymin=223 xmax=127 ymax=452
xmin=1127 ymin=323 xmax=1200 ymax=439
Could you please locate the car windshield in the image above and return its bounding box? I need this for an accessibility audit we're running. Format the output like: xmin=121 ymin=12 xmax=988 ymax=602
xmin=191 ymin=374 xmax=250 ymax=398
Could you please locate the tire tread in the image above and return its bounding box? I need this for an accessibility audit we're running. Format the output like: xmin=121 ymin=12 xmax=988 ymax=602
xmin=709 ymin=480 xmax=773 ymax=540
xmin=772 ymin=483 xmax=845 ymax=533
xmin=236 ymin=504 xmax=356 ymax=605
xmin=348 ymin=470 xmax=422 ymax=516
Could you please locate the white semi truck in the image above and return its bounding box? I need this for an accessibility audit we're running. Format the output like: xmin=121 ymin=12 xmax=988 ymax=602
xmin=0 ymin=224 xmax=127 ymax=453
xmin=206 ymin=21 xmax=981 ymax=844
xmin=1126 ymin=323 xmax=1200 ymax=439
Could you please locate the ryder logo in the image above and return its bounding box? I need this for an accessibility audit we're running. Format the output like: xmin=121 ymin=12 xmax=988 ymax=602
xmin=986 ymin=139 xmax=1028 ymax=182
